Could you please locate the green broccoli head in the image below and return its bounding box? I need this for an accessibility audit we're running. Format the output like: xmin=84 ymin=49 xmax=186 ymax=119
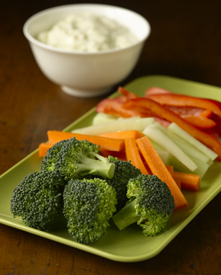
xmin=55 ymin=137 xmax=115 ymax=181
xmin=63 ymin=177 xmax=117 ymax=244
xmin=105 ymin=156 xmax=142 ymax=210
xmin=112 ymin=174 xmax=175 ymax=237
xmin=40 ymin=139 xmax=69 ymax=172
xmin=10 ymin=170 xmax=66 ymax=231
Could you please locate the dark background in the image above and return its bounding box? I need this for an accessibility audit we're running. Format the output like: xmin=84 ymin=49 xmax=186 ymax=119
xmin=1 ymin=0 xmax=221 ymax=274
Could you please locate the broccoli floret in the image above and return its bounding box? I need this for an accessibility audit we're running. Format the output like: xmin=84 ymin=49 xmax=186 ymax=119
xmin=105 ymin=156 xmax=142 ymax=210
xmin=10 ymin=171 xmax=66 ymax=231
xmin=55 ymin=137 xmax=115 ymax=181
xmin=112 ymin=174 xmax=175 ymax=236
xmin=63 ymin=177 xmax=117 ymax=244
xmin=41 ymin=139 xmax=69 ymax=172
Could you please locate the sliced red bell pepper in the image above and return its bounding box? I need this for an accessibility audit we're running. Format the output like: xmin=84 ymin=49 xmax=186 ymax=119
xmin=118 ymin=86 xmax=139 ymax=99
xmin=182 ymin=116 xmax=216 ymax=129
xmin=95 ymin=97 xmax=140 ymax=118
xmin=122 ymin=98 xmax=221 ymax=160
xmin=210 ymin=114 xmax=221 ymax=137
xmin=145 ymin=87 xmax=172 ymax=96
xmin=200 ymin=109 xmax=213 ymax=118
xmin=165 ymin=106 xmax=208 ymax=117
xmin=145 ymin=93 xmax=221 ymax=117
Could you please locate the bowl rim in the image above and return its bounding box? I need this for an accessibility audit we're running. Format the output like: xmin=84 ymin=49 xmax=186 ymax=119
xmin=23 ymin=3 xmax=151 ymax=55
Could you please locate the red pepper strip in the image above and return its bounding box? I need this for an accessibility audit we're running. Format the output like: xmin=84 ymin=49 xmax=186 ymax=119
xmin=210 ymin=114 xmax=221 ymax=137
xmin=95 ymin=97 xmax=142 ymax=118
xmin=205 ymin=128 xmax=220 ymax=139
xmin=200 ymin=109 xmax=213 ymax=118
xmin=118 ymin=86 xmax=139 ymax=99
xmin=146 ymin=93 xmax=221 ymax=116
xmin=122 ymin=98 xmax=221 ymax=160
xmin=183 ymin=116 xmax=217 ymax=129
xmin=145 ymin=87 xmax=172 ymax=96
xmin=166 ymin=106 xmax=207 ymax=117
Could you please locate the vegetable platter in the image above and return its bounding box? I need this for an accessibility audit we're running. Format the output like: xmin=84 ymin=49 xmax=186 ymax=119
xmin=1 ymin=75 xmax=221 ymax=262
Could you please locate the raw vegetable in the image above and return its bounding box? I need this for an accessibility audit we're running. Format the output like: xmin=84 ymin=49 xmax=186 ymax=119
xmin=168 ymin=122 xmax=218 ymax=161
xmin=168 ymin=154 xmax=211 ymax=179
xmin=92 ymin=113 xmax=117 ymax=125
xmin=99 ymin=130 xmax=144 ymax=139
xmin=112 ymin=174 xmax=175 ymax=236
xmin=72 ymin=117 xmax=155 ymax=135
xmin=104 ymin=155 xmax=142 ymax=210
xmin=173 ymin=171 xmax=200 ymax=192
xmin=118 ymin=86 xmax=139 ymax=99
xmin=122 ymin=97 xmax=221 ymax=160
xmin=55 ymin=137 xmax=115 ymax=181
xmin=39 ymin=142 xmax=53 ymax=157
xmin=10 ymin=170 xmax=66 ymax=231
xmin=182 ymin=115 xmax=216 ymax=129
xmin=145 ymin=87 xmax=172 ymax=95
xmin=63 ymin=177 xmax=117 ymax=244
xmin=151 ymin=122 xmax=212 ymax=164
xmin=145 ymin=93 xmax=221 ymax=116
xmin=96 ymin=97 xmax=141 ymax=118
xmin=125 ymin=138 xmax=149 ymax=175
xmin=143 ymin=124 xmax=197 ymax=171
xmin=136 ymin=136 xmax=188 ymax=210
xmin=47 ymin=130 xmax=125 ymax=152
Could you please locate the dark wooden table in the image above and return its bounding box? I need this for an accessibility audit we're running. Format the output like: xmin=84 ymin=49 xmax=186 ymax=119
xmin=1 ymin=0 xmax=221 ymax=274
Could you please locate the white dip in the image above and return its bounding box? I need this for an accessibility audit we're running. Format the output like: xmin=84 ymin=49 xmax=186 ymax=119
xmin=36 ymin=13 xmax=138 ymax=52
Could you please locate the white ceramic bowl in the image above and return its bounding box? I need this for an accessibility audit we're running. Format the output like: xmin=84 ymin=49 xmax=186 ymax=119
xmin=23 ymin=4 xmax=151 ymax=97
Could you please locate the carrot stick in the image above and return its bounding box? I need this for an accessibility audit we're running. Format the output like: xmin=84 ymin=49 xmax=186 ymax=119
xmin=47 ymin=130 xmax=125 ymax=152
xmin=166 ymin=165 xmax=174 ymax=176
xmin=173 ymin=171 xmax=200 ymax=192
xmin=165 ymin=166 xmax=182 ymax=189
xmin=39 ymin=143 xmax=52 ymax=157
xmin=99 ymin=130 xmax=144 ymax=139
xmin=99 ymin=148 xmax=127 ymax=161
xmin=125 ymin=138 xmax=149 ymax=175
xmin=136 ymin=136 xmax=188 ymax=210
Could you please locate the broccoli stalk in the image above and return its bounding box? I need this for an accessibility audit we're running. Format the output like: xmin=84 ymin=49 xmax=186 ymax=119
xmin=112 ymin=174 xmax=175 ymax=237
xmin=112 ymin=199 xmax=141 ymax=229
xmin=69 ymin=151 xmax=115 ymax=179
xmin=55 ymin=137 xmax=115 ymax=181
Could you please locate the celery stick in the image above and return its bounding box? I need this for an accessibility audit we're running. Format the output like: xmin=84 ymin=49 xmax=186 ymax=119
xmin=168 ymin=155 xmax=211 ymax=179
xmin=72 ymin=117 xmax=155 ymax=135
xmin=153 ymin=122 xmax=211 ymax=164
xmin=168 ymin=122 xmax=218 ymax=161
xmin=155 ymin=149 xmax=171 ymax=164
xmin=148 ymin=138 xmax=171 ymax=164
xmin=92 ymin=113 xmax=117 ymax=125
xmin=143 ymin=125 xmax=197 ymax=171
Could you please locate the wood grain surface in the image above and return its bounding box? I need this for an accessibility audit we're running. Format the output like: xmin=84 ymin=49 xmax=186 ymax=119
xmin=1 ymin=0 xmax=221 ymax=274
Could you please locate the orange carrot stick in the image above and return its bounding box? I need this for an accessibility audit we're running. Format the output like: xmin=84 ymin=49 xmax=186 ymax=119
xmin=165 ymin=166 xmax=182 ymax=189
xmin=47 ymin=130 xmax=125 ymax=152
xmin=173 ymin=171 xmax=200 ymax=192
xmin=99 ymin=148 xmax=127 ymax=161
xmin=99 ymin=130 xmax=144 ymax=139
xmin=136 ymin=136 xmax=188 ymax=211
xmin=166 ymin=165 xmax=174 ymax=176
xmin=39 ymin=143 xmax=52 ymax=157
xmin=125 ymin=138 xmax=149 ymax=175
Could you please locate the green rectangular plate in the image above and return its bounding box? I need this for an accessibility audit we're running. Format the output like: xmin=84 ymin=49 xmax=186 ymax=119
xmin=1 ymin=75 xmax=221 ymax=262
